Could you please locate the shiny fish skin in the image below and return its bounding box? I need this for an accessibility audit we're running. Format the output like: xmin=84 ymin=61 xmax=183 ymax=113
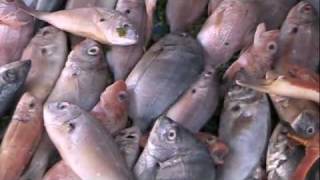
xmin=19 ymin=6 xmax=139 ymax=45
xmin=0 ymin=93 xmax=43 ymax=180
xmin=0 ymin=0 xmax=34 ymax=66
xmin=0 ymin=60 xmax=31 ymax=116
xmin=107 ymin=0 xmax=147 ymax=80
xmin=91 ymin=80 xmax=129 ymax=135
xmin=126 ymin=33 xmax=204 ymax=131
xmin=22 ymin=26 xmax=68 ymax=103
xmin=166 ymin=0 xmax=208 ymax=32
xmin=197 ymin=0 xmax=260 ymax=66
xmin=44 ymin=102 xmax=134 ymax=180
xmin=166 ymin=65 xmax=219 ymax=133
xmin=46 ymin=39 xmax=111 ymax=111
xmin=134 ymin=116 xmax=215 ymax=180
xmin=217 ymin=86 xmax=271 ymax=180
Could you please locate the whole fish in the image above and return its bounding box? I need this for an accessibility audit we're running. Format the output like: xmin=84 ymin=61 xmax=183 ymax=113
xmin=91 ymin=80 xmax=129 ymax=135
xmin=115 ymin=126 xmax=141 ymax=169
xmin=46 ymin=39 xmax=111 ymax=111
xmin=126 ymin=33 xmax=204 ymax=131
xmin=145 ymin=0 xmax=157 ymax=44
xmin=258 ymin=0 xmax=298 ymax=29
xmin=166 ymin=65 xmax=219 ymax=132
xmin=22 ymin=26 xmax=68 ymax=103
xmin=276 ymin=1 xmax=319 ymax=72
xmin=0 ymin=60 xmax=31 ymax=116
xmin=0 ymin=0 xmax=34 ymax=66
xmin=107 ymin=0 xmax=147 ymax=80
xmin=134 ymin=116 xmax=215 ymax=180
xmin=217 ymin=85 xmax=271 ymax=180
xmin=44 ymin=102 xmax=134 ymax=180
xmin=65 ymin=0 xmax=117 ymax=47
xmin=18 ymin=5 xmax=139 ymax=45
xmin=166 ymin=0 xmax=208 ymax=32
xmin=224 ymin=23 xmax=280 ymax=80
xmin=0 ymin=93 xmax=43 ymax=180
xmin=197 ymin=0 xmax=260 ymax=66
xmin=43 ymin=161 xmax=80 ymax=180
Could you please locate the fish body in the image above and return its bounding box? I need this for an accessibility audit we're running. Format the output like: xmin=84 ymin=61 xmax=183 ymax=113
xmin=0 ymin=0 xmax=34 ymax=66
xmin=0 ymin=93 xmax=43 ymax=180
xmin=22 ymin=26 xmax=68 ymax=103
xmin=126 ymin=33 xmax=204 ymax=131
xmin=107 ymin=0 xmax=147 ymax=80
xmin=0 ymin=60 xmax=31 ymax=116
xmin=46 ymin=39 xmax=111 ymax=111
xmin=43 ymin=161 xmax=80 ymax=180
xmin=134 ymin=116 xmax=216 ymax=180
xmin=44 ymin=102 xmax=134 ymax=180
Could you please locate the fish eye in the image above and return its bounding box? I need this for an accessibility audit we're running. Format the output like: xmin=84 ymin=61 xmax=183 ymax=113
xmin=42 ymin=30 xmax=50 ymax=36
xmin=57 ymin=103 xmax=67 ymax=110
xmin=191 ymin=89 xmax=197 ymax=94
xmin=125 ymin=9 xmax=131 ymax=14
xmin=224 ymin=42 xmax=230 ymax=46
xmin=290 ymin=27 xmax=298 ymax=34
xmin=29 ymin=102 xmax=35 ymax=109
xmin=87 ymin=46 xmax=100 ymax=56
xmin=67 ymin=122 xmax=75 ymax=133
xmin=3 ymin=69 xmax=17 ymax=83
xmin=167 ymin=129 xmax=177 ymax=141
xmin=118 ymin=91 xmax=128 ymax=102
xmin=267 ymin=42 xmax=277 ymax=52
xmin=99 ymin=18 xmax=106 ymax=22
xmin=306 ymin=126 xmax=315 ymax=135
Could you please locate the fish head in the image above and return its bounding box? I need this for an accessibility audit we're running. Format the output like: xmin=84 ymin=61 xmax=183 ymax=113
xmin=100 ymin=10 xmax=139 ymax=45
xmin=100 ymin=80 xmax=129 ymax=110
xmin=290 ymin=109 xmax=319 ymax=139
xmin=44 ymin=102 xmax=82 ymax=135
xmin=147 ymin=116 xmax=201 ymax=162
xmin=0 ymin=60 xmax=31 ymax=90
xmin=12 ymin=92 xmax=42 ymax=122
xmin=67 ymin=39 xmax=104 ymax=67
xmin=287 ymin=1 xmax=318 ymax=25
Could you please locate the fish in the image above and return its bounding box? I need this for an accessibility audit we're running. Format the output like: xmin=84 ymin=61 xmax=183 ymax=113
xmin=44 ymin=102 xmax=134 ymax=180
xmin=126 ymin=33 xmax=204 ymax=131
xmin=145 ymin=0 xmax=157 ymax=44
xmin=107 ymin=0 xmax=147 ymax=80
xmin=22 ymin=26 xmax=68 ymax=103
xmin=0 ymin=60 xmax=31 ymax=116
xmin=0 ymin=0 xmax=34 ymax=66
xmin=258 ymin=0 xmax=298 ymax=29
xmin=65 ymin=0 xmax=117 ymax=47
xmin=307 ymin=0 xmax=319 ymax=14
xmin=0 ymin=93 xmax=43 ymax=180
xmin=43 ymin=161 xmax=81 ymax=180
xmin=224 ymin=23 xmax=280 ymax=80
xmin=46 ymin=39 xmax=111 ymax=111
xmin=208 ymin=0 xmax=223 ymax=15
xmin=217 ymin=85 xmax=271 ymax=180
xmin=18 ymin=5 xmax=139 ymax=45
xmin=166 ymin=0 xmax=208 ymax=32
xmin=115 ymin=126 xmax=142 ymax=169
xmin=276 ymin=1 xmax=319 ymax=72
xmin=91 ymin=80 xmax=129 ymax=135
xmin=134 ymin=116 xmax=216 ymax=180
xmin=166 ymin=65 xmax=219 ymax=132
xmin=197 ymin=0 xmax=260 ymax=66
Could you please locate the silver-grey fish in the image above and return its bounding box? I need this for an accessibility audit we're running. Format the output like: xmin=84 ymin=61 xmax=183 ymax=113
xmin=126 ymin=33 xmax=204 ymax=131
xmin=134 ymin=116 xmax=215 ymax=180
xmin=0 ymin=60 xmax=31 ymax=116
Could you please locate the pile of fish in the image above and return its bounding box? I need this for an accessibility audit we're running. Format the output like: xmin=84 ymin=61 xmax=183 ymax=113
xmin=0 ymin=0 xmax=319 ymax=179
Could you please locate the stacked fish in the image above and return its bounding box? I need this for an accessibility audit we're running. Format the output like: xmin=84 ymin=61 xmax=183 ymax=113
xmin=0 ymin=0 xmax=319 ymax=180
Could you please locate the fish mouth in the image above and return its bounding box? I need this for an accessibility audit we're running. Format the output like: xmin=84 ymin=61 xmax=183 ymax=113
xmin=112 ymin=28 xmax=139 ymax=46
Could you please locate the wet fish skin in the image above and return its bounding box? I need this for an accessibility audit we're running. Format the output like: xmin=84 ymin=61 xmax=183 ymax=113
xmin=134 ymin=116 xmax=215 ymax=180
xmin=0 ymin=0 xmax=34 ymax=66
xmin=115 ymin=126 xmax=141 ymax=169
xmin=91 ymin=80 xmax=129 ymax=135
xmin=166 ymin=0 xmax=208 ymax=32
xmin=258 ymin=0 xmax=298 ymax=29
xmin=0 ymin=60 xmax=31 ymax=116
xmin=107 ymin=0 xmax=147 ymax=80
xmin=43 ymin=161 xmax=81 ymax=180
xmin=46 ymin=39 xmax=111 ymax=111
xmin=276 ymin=1 xmax=319 ymax=72
xmin=126 ymin=33 xmax=204 ymax=131
xmin=44 ymin=102 xmax=134 ymax=180
xmin=166 ymin=65 xmax=219 ymax=132
xmin=19 ymin=6 xmax=139 ymax=45
xmin=218 ymin=85 xmax=271 ymax=180
xmin=224 ymin=23 xmax=280 ymax=80
xmin=0 ymin=93 xmax=43 ymax=180
xmin=197 ymin=0 xmax=260 ymax=66
xmin=22 ymin=26 xmax=68 ymax=103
